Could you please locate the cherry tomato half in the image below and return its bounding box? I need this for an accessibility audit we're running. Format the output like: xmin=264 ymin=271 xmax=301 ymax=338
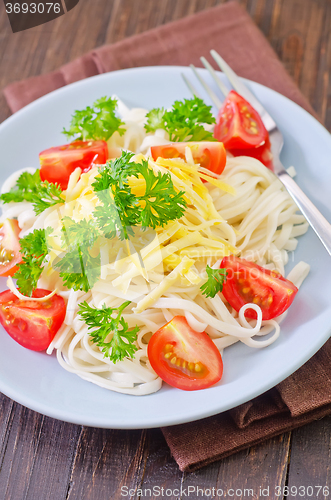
xmin=214 ymin=91 xmax=268 ymax=149
xmin=151 ymin=141 xmax=227 ymax=176
xmin=0 ymin=289 xmax=66 ymax=351
xmin=39 ymin=140 xmax=108 ymax=190
xmin=221 ymin=256 xmax=298 ymax=320
xmin=0 ymin=219 xmax=22 ymax=277
xmin=228 ymin=136 xmax=274 ymax=171
xmin=148 ymin=316 xmax=223 ymax=391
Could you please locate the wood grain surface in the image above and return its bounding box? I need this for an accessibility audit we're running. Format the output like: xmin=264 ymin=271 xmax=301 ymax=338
xmin=0 ymin=1 xmax=331 ymax=499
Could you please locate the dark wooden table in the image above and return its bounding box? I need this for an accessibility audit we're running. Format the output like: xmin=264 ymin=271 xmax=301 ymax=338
xmin=1 ymin=1 xmax=331 ymax=498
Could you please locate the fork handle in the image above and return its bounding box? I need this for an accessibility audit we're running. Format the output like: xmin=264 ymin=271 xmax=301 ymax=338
xmin=276 ymin=167 xmax=331 ymax=256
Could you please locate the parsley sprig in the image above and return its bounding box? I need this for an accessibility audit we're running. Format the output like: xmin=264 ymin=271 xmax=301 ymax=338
xmin=14 ymin=228 xmax=52 ymax=296
xmin=54 ymin=217 xmax=101 ymax=292
xmin=92 ymin=152 xmax=139 ymax=240
xmin=78 ymin=301 xmax=139 ymax=363
xmin=63 ymin=96 xmax=125 ymax=141
xmin=131 ymin=162 xmax=187 ymax=229
xmin=0 ymin=170 xmax=63 ymax=215
xmin=145 ymin=96 xmax=216 ymax=142
xmin=200 ymin=265 xmax=227 ymax=298
xmin=144 ymin=107 xmax=165 ymax=132
xmin=92 ymin=151 xmax=187 ymax=239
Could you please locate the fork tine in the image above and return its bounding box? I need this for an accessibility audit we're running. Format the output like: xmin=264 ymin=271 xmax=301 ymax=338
xmin=189 ymin=64 xmax=223 ymax=109
xmin=210 ymin=49 xmax=266 ymax=117
xmin=181 ymin=73 xmax=202 ymax=99
xmin=200 ymin=56 xmax=229 ymax=98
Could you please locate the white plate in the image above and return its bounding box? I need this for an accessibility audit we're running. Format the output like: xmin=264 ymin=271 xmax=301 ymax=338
xmin=0 ymin=66 xmax=330 ymax=429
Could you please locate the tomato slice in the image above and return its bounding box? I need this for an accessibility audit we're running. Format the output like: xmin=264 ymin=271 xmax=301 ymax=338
xmin=214 ymin=91 xmax=268 ymax=149
xmin=220 ymin=256 xmax=298 ymax=320
xmin=0 ymin=219 xmax=22 ymax=277
xmin=39 ymin=140 xmax=108 ymax=190
xmin=0 ymin=289 xmax=66 ymax=351
xmin=228 ymin=136 xmax=274 ymax=170
xmin=148 ymin=316 xmax=223 ymax=391
xmin=150 ymin=141 xmax=227 ymax=176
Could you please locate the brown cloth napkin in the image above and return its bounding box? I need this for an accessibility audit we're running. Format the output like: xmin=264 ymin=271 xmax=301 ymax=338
xmin=3 ymin=0 xmax=329 ymax=472
xmin=162 ymin=341 xmax=331 ymax=471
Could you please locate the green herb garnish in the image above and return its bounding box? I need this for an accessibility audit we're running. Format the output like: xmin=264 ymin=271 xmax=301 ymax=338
xmin=14 ymin=228 xmax=52 ymax=296
xmin=63 ymin=96 xmax=125 ymax=141
xmin=54 ymin=217 xmax=101 ymax=292
xmin=78 ymin=300 xmax=139 ymax=363
xmin=144 ymin=107 xmax=166 ymax=133
xmin=200 ymin=265 xmax=227 ymax=298
xmin=145 ymin=96 xmax=216 ymax=142
xmin=92 ymin=151 xmax=187 ymax=240
xmin=0 ymin=170 xmax=63 ymax=215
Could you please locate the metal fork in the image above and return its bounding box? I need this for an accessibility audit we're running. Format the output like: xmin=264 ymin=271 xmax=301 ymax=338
xmin=184 ymin=49 xmax=331 ymax=257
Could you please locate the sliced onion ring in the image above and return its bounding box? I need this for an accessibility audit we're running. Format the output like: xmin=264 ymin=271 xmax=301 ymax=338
xmin=6 ymin=277 xmax=58 ymax=302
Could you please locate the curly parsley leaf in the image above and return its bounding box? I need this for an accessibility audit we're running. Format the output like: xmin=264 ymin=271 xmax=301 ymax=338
xmin=92 ymin=189 xmax=124 ymax=240
xmin=144 ymin=96 xmax=216 ymax=142
xmin=0 ymin=170 xmax=41 ymax=204
xmin=14 ymin=228 xmax=52 ymax=296
xmin=92 ymin=152 xmax=139 ymax=240
xmin=32 ymin=182 xmax=64 ymax=215
xmin=78 ymin=300 xmax=139 ymax=363
xmin=127 ymin=162 xmax=187 ymax=229
xmin=0 ymin=170 xmax=63 ymax=215
xmin=63 ymin=96 xmax=125 ymax=141
xmin=92 ymin=150 xmax=135 ymax=191
xmin=200 ymin=265 xmax=227 ymax=298
xmin=145 ymin=107 xmax=166 ymax=133
xmin=92 ymin=151 xmax=186 ymax=239
xmin=54 ymin=217 xmax=101 ymax=292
